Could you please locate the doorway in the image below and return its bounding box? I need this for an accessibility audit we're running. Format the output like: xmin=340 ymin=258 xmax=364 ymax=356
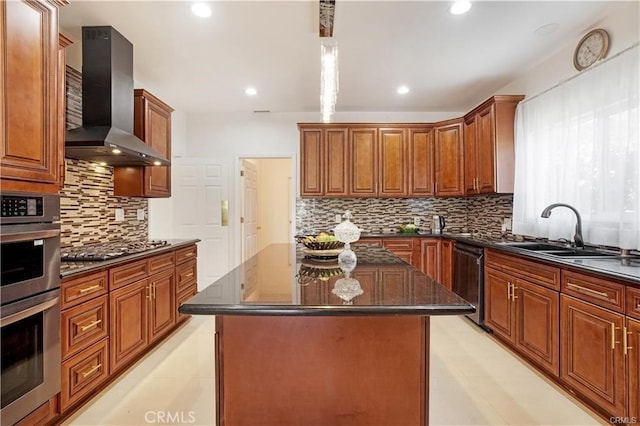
xmin=240 ymin=157 xmax=294 ymax=262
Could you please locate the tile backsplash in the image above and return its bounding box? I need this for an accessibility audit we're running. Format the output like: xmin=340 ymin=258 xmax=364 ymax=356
xmin=296 ymin=194 xmax=514 ymax=239
xmin=60 ymin=65 xmax=148 ymax=248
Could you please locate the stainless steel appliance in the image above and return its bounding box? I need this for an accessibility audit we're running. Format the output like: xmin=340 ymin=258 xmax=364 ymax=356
xmin=1 ymin=192 xmax=61 ymax=426
xmin=61 ymin=240 xmax=169 ymax=261
xmin=433 ymin=215 xmax=446 ymax=234
xmin=453 ymin=242 xmax=484 ymax=326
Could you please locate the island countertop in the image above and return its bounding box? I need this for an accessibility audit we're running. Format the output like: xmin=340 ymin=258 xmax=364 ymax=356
xmin=179 ymin=243 xmax=475 ymax=316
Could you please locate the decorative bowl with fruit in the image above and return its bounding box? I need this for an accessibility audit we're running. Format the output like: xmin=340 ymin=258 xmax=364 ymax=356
xmin=398 ymin=224 xmax=419 ymax=234
xmin=296 ymin=232 xmax=345 ymax=250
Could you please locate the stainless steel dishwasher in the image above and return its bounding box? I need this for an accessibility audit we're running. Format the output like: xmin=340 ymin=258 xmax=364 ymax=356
xmin=453 ymin=242 xmax=485 ymax=327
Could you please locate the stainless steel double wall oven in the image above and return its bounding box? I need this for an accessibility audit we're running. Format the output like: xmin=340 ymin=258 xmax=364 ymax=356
xmin=1 ymin=192 xmax=61 ymax=426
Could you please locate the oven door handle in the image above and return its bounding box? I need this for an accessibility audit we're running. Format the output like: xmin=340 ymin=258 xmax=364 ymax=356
xmin=0 ymin=229 xmax=60 ymax=243
xmin=0 ymin=297 xmax=59 ymax=327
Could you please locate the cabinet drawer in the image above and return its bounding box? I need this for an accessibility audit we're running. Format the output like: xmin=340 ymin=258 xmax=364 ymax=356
xmin=62 ymin=295 xmax=109 ymax=360
xmin=486 ymin=249 xmax=560 ymax=290
xmin=110 ymin=259 xmax=149 ymax=290
xmin=177 ymin=283 xmax=197 ymax=323
xmin=383 ymin=238 xmax=415 ymax=251
xmin=626 ymin=286 xmax=640 ymax=320
xmin=176 ymin=245 xmax=197 ymax=264
xmin=358 ymin=238 xmax=383 ymax=246
xmin=149 ymin=252 xmax=175 ymax=275
xmin=61 ymin=338 xmax=109 ymax=411
xmin=176 ymin=259 xmax=197 ymax=293
xmin=61 ymin=271 xmax=108 ymax=309
xmin=562 ymin=269 xmax=625 ymax=313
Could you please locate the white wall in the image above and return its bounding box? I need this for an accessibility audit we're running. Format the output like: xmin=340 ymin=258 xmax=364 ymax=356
xmin=497 ymin=2 xmax=639 ymax=97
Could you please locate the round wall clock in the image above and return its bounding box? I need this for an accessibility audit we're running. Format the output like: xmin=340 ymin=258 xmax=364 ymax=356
xmin=573 ymin=28 xmax=610 ymax=71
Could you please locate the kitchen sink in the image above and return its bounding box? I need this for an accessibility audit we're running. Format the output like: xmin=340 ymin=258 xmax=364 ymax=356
xmin=498 ymin=241 xmax=621 ymax=258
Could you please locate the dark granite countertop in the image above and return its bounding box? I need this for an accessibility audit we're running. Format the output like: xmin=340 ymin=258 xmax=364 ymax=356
xmin=358 ymin=232 xmax=640 ymax=285
xmin=60 ymin=239 xmax=200 ymax=279
xmin=179 ymin=243 xmax=476 ymax=316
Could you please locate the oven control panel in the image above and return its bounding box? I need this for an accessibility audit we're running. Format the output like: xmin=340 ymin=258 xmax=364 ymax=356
xmin=1 ymin=195 xmax=44 ymax=218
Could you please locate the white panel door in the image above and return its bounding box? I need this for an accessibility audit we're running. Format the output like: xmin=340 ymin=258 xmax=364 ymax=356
xmin=173 ymin=159 xmax=231 ymax=295
xmin=241 ymin=159 xmax=259 ymax=262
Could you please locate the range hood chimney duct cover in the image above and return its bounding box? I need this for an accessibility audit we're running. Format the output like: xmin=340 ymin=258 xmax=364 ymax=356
xmin=65 ymin=26 xmax=170 ymax=167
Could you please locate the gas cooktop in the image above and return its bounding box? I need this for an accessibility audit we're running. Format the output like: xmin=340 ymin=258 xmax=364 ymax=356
xmin=61 ymin=240 xmax=169 ymax=261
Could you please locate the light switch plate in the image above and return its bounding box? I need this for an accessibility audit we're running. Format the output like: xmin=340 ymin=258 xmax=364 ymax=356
xmin=137 ymin=209 xmax=145 ymax=221
xmin=115 ymin=208 xmax=125 ymax=222
xmin=413 ymin=217 xmax=420 ymax=226
xmin=335 ymin=214 xmax=342 ymax=223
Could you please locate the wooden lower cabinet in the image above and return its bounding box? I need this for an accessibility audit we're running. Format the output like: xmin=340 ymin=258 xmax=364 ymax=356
xmin=382 ymin=238 xmax=417 ymax=268
xmin=110 ymin=279 xmax=149 ymax=373
xmin=628 ymin=318 xmax=640 ymax=419
xmin=484 ymin=267 xmax=559 ymax=376
xmin=148 ymin=268 xmax=176 ymax=342
xmin=439 ymin=239 xmax=454 ymax=290
xmin=560 ymin=295 xmax=626 ymax=416
xmin=419 ymin=239 xmax=440 ymax=280
xmin=61 ymin=339 xmax=109 ymax=411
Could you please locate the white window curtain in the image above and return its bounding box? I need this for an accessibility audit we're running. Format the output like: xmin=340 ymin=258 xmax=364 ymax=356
xmin=512 ymin=44 xmax=640 ymax=249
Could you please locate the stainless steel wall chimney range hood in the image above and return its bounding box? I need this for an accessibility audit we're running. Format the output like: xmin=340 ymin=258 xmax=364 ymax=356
xmin=65 ymin=26 xmax=170 ymax=166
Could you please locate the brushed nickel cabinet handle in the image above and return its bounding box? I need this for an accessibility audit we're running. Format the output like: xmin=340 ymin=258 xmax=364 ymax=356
xmin=79 ymin=319 xmax=102 ymax=332
xmin=611 ymin=323 xmax=616 ymax=350
xmin=81 ymin=364 xmax=102 ymax=378
xmin=566 ymin=282 xmax=608 ymax=298
xmin=147 ymin=285 xmax=152 ymax=301
xmin=507 ymin=282 xmax=512 ymax=301
xmin=78 ymin=284 xmax=101 ymax=294
xmin=511 ymin=284 xmax=518 ymax=301
xmin=185 ymin=272 xmax=194 ymax=278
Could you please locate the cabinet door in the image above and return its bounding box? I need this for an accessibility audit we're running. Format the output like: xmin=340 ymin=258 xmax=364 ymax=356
xmin=408 ymin=128 xmax=434 ymax=196
xmin=1 ymin=0 xmax=61 ymax=191
xmin=439 ymin=239 xmax=454 ymax=290
xmin=349 ymin=128 xmax=377 ymax=196
xmin=476 ymin=105 xmax=496 ymax=194
xmin=514 ymin=280 xmax=559 ymax=376
xmin=484 ymin=267 xmax=514 ymax=342
xmin=378 ymin=128 xmax=408 ymax=197
xmin=141 ymin=95 xmax=173 ymax=197
xmin=300 ymin=129 xmax=323 ymax=196
xmin=110 ymin=279 xmax=149 ymax=372
xmin=463 ymin=118 xmax=478 ymax=195
xmin=560 ymin=295 xmax=626 ymax=416
xmin=629 ymin=318 xmax=640 ymax=419
xmin=149 ymin=269 xmax=176 ymax=343
xmin=434 ymin=122 xmax=464 ymax=196
xmin=58 ymin=34 xmax=72 ymax=190
xmin=325 ymin=128 xmax=348 ymax=196
xmin=419 ymin=239 xmax=440 ymax=280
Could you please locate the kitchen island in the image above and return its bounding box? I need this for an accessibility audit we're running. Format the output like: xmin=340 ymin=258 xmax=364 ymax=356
xmin=180 ymin=243 xmax=474 ymax=426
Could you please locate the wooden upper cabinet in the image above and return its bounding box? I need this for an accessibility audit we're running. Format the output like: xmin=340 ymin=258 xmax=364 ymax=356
xmin=1 ymin=0 xmax=66 ymax=193
xmin=408 ymin=128 xmax=435 ymax=196
xmin=58 ymin=33 xmax=73 ymax=190
xmin=378 ymin=128 xmax=408 ymax=197
xmin=434 ymin=120 xmax=464 ymax=196
xmin=114 ymin=89 xmax=174 ymax=197
xmin=299 ymin=128 xmax=324 ymax=196
xmin=463 ymin=95 xmax=524 ymax=195
xmin=324 ymin=128 xmax=348 ymax=196
xmin=349 ymin=127 xmax=377 ymax=196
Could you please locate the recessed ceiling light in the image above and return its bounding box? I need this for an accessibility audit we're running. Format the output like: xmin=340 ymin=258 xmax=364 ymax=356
xmin=191 ymin=2 xmax=211 ymax=18
xmin=397 ymin=86 xmax=410 ymax=95
xmin=245 ymin=87 xmax=257 ymax=96
xmin=450 ymin=0 xmax=472 ymax=15
xmin=534 ymin=23 xmax=559 ymax=36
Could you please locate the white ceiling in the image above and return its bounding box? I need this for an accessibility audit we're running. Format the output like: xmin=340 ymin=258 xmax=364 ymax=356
xmin=59 ymin=1 xmax=623 ymax=116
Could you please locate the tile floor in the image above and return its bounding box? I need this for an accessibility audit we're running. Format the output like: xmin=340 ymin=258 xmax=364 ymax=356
xmin=63 ymin=315 xmax=606 ymax=426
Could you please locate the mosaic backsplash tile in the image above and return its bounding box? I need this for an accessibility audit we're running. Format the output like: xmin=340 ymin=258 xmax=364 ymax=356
xmin=60 ymin=66 xmax=148 ymax=248
xmin=296 ymin=194 xmax=514 ymax=239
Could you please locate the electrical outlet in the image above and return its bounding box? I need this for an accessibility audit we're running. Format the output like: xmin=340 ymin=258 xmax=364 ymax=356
xmin=413 ymin=217 xmax=420 ymax=226
xmin=335 ymin=214 xmax=342 ymax=223
xmin=137 ymin=209 xmax=145 ymax=221
xmin=504 ymin=218 xmax=512 ymax=230
xmin=115 ymin=208 xmax=125 ymax=222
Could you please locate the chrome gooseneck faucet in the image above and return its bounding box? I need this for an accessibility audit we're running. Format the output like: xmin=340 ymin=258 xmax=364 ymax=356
xmin=540 ymin=203 xmax=584 ymax=248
